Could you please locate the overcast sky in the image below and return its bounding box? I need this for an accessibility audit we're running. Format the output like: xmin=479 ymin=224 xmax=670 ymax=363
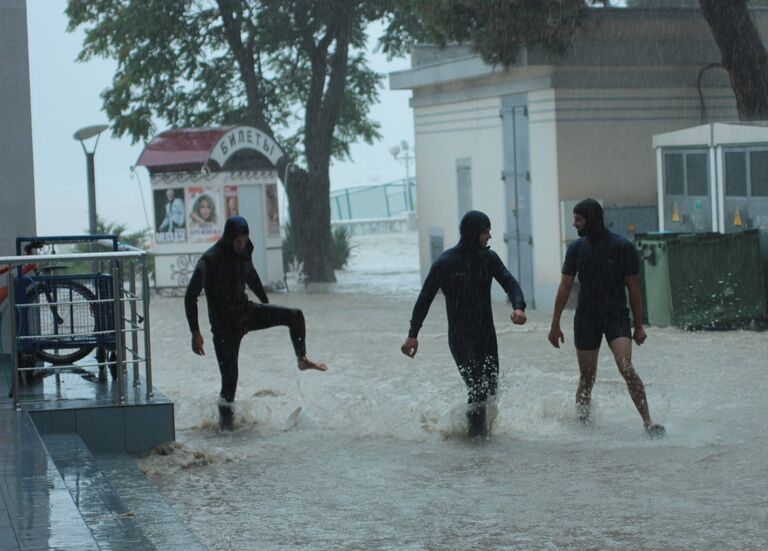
xmin=26 ymin=2 xmax=415 ymax=235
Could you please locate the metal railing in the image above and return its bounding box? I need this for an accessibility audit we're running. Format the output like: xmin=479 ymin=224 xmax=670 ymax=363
xmin=330 ymin=178 xmax=417 ymax=222
xmin=0 ymin=250 xmax=152 ymax=409
xmin=331 ymin=214 xmax=409 ymax=235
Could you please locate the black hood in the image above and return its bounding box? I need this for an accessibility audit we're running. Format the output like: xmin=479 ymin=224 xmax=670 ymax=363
xmin=458 ymin=210 xmax=491 ymax=250
xmin=221 ymin=216 xmax=253 ymax=254
xmin=573 ymin=198 xmax=606 ymax=241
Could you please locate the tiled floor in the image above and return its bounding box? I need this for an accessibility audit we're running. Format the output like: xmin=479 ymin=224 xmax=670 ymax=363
xmin=0 ymin=358 xmax=203 ymax=550
xmin=0 ymin=403 xmax=98 ymax=551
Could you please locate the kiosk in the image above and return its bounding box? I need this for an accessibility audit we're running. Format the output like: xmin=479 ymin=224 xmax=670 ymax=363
xmin=137 ymin=126 xmax=285 ymax=290
xmin=653 ymin=122 xmax=768 ymax=234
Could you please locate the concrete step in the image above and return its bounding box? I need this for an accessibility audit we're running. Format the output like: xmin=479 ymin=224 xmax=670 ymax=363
xmin=41 ymin=433 xmax=206 ymax=551
xmin=41 ymin=433 xmax=156 ymax=549
xmin=0 ymin=408 xmax=98 ymax=551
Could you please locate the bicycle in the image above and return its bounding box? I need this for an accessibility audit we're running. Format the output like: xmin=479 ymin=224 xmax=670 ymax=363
xmin=0 ymin=240 xmax=116 ymax=383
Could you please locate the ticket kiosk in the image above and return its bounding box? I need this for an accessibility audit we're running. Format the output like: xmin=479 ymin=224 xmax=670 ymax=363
xmin=137 ymin=126 xmax=285 ymax=290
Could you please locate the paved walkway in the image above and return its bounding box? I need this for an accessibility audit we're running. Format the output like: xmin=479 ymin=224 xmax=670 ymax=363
xmin=0 ymin=358 xmax=205 ymax=550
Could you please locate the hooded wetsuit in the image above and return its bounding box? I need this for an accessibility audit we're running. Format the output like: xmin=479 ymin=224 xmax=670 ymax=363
xmin=408 ymin=210 xmax=526 ymax=404
xmin=563 ymin=199 xmax=640 ymax=350
xmin=185 ymin=216 xmax=307 ymax=409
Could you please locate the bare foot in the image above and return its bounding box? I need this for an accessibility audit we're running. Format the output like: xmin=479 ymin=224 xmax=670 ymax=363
xmin=298 ymin=357 xmax=328 ymax=372
xmin=645 ymin=423 xmax=665 ymax=438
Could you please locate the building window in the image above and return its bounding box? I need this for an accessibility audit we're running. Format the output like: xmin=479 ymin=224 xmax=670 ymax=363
xmin=686 ymin=153 xmax=708 ymax=196
xmin=725 ymin=151 xmax=747 ymax=197
xmin=456 ymin=158 xmax=472 ymax=218
xmin=749 ymin=150 xmax=768 ymax=197
xmin=664 ymin=153 xmax=684 ymax=195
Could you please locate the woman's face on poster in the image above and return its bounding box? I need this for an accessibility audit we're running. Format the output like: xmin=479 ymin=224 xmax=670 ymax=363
xmin=198 ymin=198 xmax=212 ymax=220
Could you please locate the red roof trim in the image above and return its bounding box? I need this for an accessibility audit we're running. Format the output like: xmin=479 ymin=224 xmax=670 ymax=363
xmin=135 ymin=126 xmax=235 ymax=169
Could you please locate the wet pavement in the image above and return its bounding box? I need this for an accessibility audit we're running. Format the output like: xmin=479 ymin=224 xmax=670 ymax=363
xmin=0 ymin=359 xmax=204 ymax=550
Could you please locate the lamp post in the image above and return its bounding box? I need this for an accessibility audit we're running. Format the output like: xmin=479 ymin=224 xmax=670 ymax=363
xmin=389 ymin=139 xmax=414 ymax=213
xmin=73 ymin=124 xmax=109 ymax=234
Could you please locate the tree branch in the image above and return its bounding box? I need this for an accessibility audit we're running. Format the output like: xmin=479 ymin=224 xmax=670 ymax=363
xmin=216 ymin=0 xmax=275 ymax=135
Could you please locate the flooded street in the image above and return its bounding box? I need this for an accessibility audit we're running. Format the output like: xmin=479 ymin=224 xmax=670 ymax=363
xmin=140 ymin=232 xmax=768 ymax=550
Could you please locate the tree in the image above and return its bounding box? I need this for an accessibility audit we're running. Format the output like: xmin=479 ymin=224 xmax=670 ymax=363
xmin=417 ymin=0 xmax=768 ymax=121
xmin=66 ymin=1 xmax=415 ymax=282
xmin=413 ymin=0 xmax=601 ymax=67
xmin=698 ymin=0 xmax=768 ymax=120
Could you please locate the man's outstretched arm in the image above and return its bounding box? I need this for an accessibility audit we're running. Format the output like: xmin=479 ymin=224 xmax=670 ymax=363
xmin=548 ymin=274 xmax=574 ymax=348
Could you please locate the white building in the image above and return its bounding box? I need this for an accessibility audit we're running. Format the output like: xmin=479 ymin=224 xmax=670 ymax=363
xmin=389 ymin=7 xmax=766 ymax=310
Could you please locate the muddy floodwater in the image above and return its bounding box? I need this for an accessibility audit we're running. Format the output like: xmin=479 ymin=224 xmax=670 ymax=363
xmin=140 ymin=232 xmax=768 ymax=550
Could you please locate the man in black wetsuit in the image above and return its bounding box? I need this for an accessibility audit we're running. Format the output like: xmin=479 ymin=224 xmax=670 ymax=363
xmin=401 ymin=210 xmax=527 ymax=437
xmin=185 ymin=216 xmax=327 ymax=430
xmin=548 ymin=199 xmax=664 ymax=437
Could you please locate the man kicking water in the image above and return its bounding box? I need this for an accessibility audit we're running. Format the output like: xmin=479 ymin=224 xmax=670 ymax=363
xmin=401 ymin=210 xmax=527 ymax=438
xmin=185 ymin=216 xmax=327 ymax=430
xmin=548 ymin=199 xmax=664 ymax=437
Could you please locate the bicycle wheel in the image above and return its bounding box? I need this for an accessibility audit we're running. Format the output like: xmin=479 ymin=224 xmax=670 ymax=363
xmin=25 ymin=280 xmax=98 ymax=365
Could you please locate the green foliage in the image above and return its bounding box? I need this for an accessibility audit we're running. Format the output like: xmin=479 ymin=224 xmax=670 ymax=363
xmin=331 ymin=225 xmax=353 ymax=270
xmin=282 ymin=222 xmax=351 ymax=272
xmin=66 ymin=218 xmax=153 ymax=276
xmin=64 ymin=0 xmax=416 ymax=162
xmin=66 ymin=0 xmax=422 ymax=281
xmin=414 ymin=0 xmax=608 ymax=67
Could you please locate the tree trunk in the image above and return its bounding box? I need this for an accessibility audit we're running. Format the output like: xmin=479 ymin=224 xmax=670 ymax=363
xmin=283 ymin=163 xmax=336 ymax=282
xmin=699 ymin=0 xmax=768 ymax=120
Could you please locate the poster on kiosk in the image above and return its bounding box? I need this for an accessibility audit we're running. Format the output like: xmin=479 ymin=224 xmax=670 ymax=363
xmin=137 ymin=126 xmax=286 ymax=292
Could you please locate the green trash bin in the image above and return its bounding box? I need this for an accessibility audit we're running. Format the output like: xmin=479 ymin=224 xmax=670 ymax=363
xmin=636 ymin=231 xmax=767 ymax=329
xmin=635 ymin=232 xmax=691 ymax=327
xmin=667 ymin=230 xmax=766 ymax=328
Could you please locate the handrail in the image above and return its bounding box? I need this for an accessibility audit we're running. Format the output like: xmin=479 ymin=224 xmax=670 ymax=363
xmin=0 ymin=250 xmax=145 ymax=266
xmin=3 ymin=250 xmax=153 ymax=409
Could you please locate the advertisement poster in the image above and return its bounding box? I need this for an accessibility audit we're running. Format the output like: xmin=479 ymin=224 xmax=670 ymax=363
xmin=266 ymin=183 xmax=280 ymax=236
xmin=187 ymin=186 xmax=222 ymax=242
xmin=154 ymin=187 xmax=187 ymax=243
xmin=224 ymin=185 xmax=239 ymax=219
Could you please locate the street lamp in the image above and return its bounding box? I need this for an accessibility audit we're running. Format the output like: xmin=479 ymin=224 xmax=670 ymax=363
xmin=73 ymin=124 xmax=109 ymax=235
xmin=389 ymin=139 xmax=414 ymax=214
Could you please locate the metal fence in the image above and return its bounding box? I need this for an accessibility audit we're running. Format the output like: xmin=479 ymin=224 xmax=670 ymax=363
xmin=331 ymin=178 xmax=416 ymax=221
xmin=0 ymin=250 xmax=152 ymax=409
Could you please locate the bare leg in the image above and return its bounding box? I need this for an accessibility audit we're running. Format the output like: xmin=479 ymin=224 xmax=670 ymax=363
xmin=575 ymin=348 xmax=599 ymax=423
xmin=607 ymin=337 xmax=656 ymax=429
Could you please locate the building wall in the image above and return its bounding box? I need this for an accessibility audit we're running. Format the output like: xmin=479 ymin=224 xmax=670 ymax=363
xmin=528 ymin=89 xmax=562 ymax=310
xmin=554 ymin=86 xmax=738 ymax=205
xmin=0 ymin=0 xmax=36 ymax=256
xmin=414 ymin=96 xmax=505 ymax=279
xmin=396 ymin=8 xmax=758 ymax=311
